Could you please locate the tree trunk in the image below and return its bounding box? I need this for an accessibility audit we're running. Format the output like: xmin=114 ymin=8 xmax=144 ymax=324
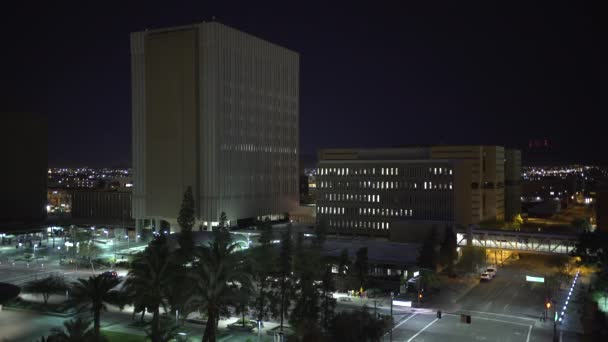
xmin=242 ymin=308 xmax=245 ymax=327
xmin=151 ymin=307 xmax=160 ymax=341
xmin=202 ymin=306 xmax=216 ymax=342
xmin=280 ymin=278 xmax=285 ymax=331
xmin=140 ymin=307 xmax=146 ymax=323
xmin=94 ymin=307 xmax=101 ymax=340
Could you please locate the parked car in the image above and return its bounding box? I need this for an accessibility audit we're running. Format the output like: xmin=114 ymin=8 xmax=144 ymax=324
xmin=101 ymin=270 xmax=118 ymax=279
xmin=480 ymin=272 xmax=492 ymax=282
xmin=485 ymin=266 xmax=497 ymax=278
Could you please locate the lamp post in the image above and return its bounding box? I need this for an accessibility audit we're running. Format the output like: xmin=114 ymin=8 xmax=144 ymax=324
xmin=553 ymin=300 xmax=558 ymax=342
xmin=390 ymin=291 xmax=394 ymax=342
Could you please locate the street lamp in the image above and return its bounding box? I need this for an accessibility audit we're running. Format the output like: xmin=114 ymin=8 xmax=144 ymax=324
xmin=390 ymin=291 xmax=394 ymax=342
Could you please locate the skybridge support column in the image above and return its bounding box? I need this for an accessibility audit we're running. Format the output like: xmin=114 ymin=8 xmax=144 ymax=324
xmin=466 ymin=225 xmax=473 ymax=247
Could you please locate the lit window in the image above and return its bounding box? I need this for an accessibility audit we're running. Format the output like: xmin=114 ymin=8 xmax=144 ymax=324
xmin=449 ymin=183 xmax=453 ymax=189
xmin=449 ymin=169 xmax=453 ymax=175
xmin=424 ymin=182 xmax=427 ymax=189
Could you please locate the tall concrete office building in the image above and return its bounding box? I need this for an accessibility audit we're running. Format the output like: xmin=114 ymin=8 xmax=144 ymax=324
xmin=0 ymin=114 xmax=47 ymax=227
xmin=316 ymin=146 xmax=521 ymax=238
xmin=131 ymin=22 xmax=299 ymax=233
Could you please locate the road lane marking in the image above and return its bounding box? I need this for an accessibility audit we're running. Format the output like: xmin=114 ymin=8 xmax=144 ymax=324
xmin=503 ymin=304 xmax=510 ymax=312
xmin=468 ymin=316 xmax=531 ymax=327
xmin=463 ymin=310 xmax=537 ymax=322
xmin=393 ymin=313 xmax=417 ymax=330
xmin=406 ymin=318 xmax=438 ymax=342
xmin=527 ymin=325 xmax=532 ymax=342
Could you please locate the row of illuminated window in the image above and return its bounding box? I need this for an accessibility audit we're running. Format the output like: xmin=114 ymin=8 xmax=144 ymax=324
xmin=322 ymin=194 xmax=381 ymax=203
xmin=328 ymin=220 xmax=390 ymax=230
xmin=317 ymin=206 xmax=413 ymax=218
xmin=318 ymin=166 xmax=453 ymax=177
xmin=317 ymin=181 xmax=452 ymax=191
xmin=429 ymin=167 xmax=452 ymax=175
xmin=318 ymin=206 xmax=345 ymax=215
xmin=358 ymin=208 xmax=413 ymax=217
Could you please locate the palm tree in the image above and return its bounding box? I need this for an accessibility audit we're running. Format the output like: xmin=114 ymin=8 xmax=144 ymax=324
xmin=68 ymin=276 xmax=121 ymax=340
xmin=190 ymin=237 xmax=252 ymax=342
xmin=48 ymin=317 xmax=96 ymax=342
xmin=123 ymin=236 xmax=177 ymax=341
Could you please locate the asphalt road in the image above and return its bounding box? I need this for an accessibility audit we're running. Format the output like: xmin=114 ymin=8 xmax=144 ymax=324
xmin=390 ymin=256 xmax=583 ymax=341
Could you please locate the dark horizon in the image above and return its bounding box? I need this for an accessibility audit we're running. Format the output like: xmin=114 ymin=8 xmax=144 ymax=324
xmin=0 ymin=2 xmax=602 ymax=168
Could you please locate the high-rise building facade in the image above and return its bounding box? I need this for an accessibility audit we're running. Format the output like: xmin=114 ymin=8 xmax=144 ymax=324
xmin=131 ymin=22 xmax=299 ymax=233
xmin=316 ymin=146 xmax=521 ymax=237
xmin=0 ymin=114 xmax=47 ymax=227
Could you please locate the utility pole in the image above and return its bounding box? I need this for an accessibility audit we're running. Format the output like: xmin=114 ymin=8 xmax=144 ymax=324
xmin=553 ymin=300 xmax=558 ymax=342
xmin=390 ymin=292 xmax=394 ymax=342
xmin=417 ymin=276 xmax=422 ymax=307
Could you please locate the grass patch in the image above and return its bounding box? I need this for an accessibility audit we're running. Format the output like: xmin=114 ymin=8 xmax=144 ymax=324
xmin=102 ymin=331 xmax=146 ymax=342
xmin=5 ymin=298 xmax=74 ymax=314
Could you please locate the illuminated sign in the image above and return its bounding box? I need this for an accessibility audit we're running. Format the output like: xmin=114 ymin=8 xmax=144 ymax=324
xmin=392 ymin=300 xmax=412 ymax=307
xmin=526 ymin=276 xmax=545 ymax=283
xmin=413 ymin=271 xmax=420 ymax=277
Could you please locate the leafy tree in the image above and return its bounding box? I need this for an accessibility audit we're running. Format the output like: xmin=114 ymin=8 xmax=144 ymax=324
xmin=190 ymin=238 xmax=252 ymax=342
xmin=439 ymin=226 xmax=458 ymax=275
xmin=23 ymin=275 xmax=68 ymax=305
xmin=144 ymin=321 xmax=180 ymax=342
xmin=338 ymin=248 xmax=350 ymax=275
xmin=510 ymin=214 xmax=523 ymax=231
xmin=457 ymin=246 xmax=486 ymax=272
xmin=234 ymin=284 xmax=253 ymax=328
xmin=572 ymin=217 xmax=592 ymax=233
xmin=420 ymin=269 xmax=441 ymax=292
xmin=48 ymin=317 xmax=96 ymax=342
xmin=319 ymin=264 xmax=337 ymax=331
xmin=214 ymin=211 xmax=231 ymax=246
xmin=572 ymin=230 xmax=608 ymax=271
xmin=593 ymin=273 xmax=608 ymax=312
xmin=353 ymin=247 xmax=369 ymax=291
xmin=313 ymin=218 xmax=328 ymax=248
xmin=330 ymin=307 xmax=390 ymax=342
xmin=123 ymin=236 xmax=177 ymax=341
xmin=273 ymin=225 xmax=294 ymax=331
xmin=257 ymin=218 xmax=273 ymax=245
xmin=417 ymin=228 xmax=438 ymax=270
xmin=177 ymin=186 xmax=195 ymax=260
xmin=68 ymin=275 xmax=121 ymax=340
xmin=290 ymin=233 xmax=320 ymax=334
xmin=251 ymin=219 xmax=275 ymax=323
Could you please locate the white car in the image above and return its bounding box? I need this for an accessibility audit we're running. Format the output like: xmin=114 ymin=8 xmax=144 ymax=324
xmin=480 ymin=272 xmax=492 ymax=282
xmin=485 ymin=267 xmax=497 ymax=278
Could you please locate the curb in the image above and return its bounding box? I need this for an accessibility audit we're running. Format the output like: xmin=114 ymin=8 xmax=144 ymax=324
xmin=2 ymin=305 xmax=76 ymax=318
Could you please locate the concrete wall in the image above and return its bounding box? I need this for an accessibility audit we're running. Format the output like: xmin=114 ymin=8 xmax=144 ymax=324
xmin=131 ymin=22 xmax=299 ymax=231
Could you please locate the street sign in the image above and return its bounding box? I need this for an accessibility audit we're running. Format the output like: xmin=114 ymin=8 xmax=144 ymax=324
xmin=526 ymin=276 xmax=545 ymax=283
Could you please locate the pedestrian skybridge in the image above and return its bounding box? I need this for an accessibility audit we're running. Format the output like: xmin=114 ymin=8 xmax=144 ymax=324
xmin=456 ymin=229 xmax=578 ymax=255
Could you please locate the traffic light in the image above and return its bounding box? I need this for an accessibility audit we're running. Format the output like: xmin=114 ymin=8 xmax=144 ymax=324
xmin=546 ymin=302 xmax=551 ymax=309
xmin=418 ymin=293 xmax=423 ymax=299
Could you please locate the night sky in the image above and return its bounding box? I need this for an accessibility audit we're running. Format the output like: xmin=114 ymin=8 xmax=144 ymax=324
xmin=0 ymin=1 xmax=602 ymax=167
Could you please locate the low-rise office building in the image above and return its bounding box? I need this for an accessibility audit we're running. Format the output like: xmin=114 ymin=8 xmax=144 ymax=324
xmin=316 ymin=146 xmax=521 ymax=238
